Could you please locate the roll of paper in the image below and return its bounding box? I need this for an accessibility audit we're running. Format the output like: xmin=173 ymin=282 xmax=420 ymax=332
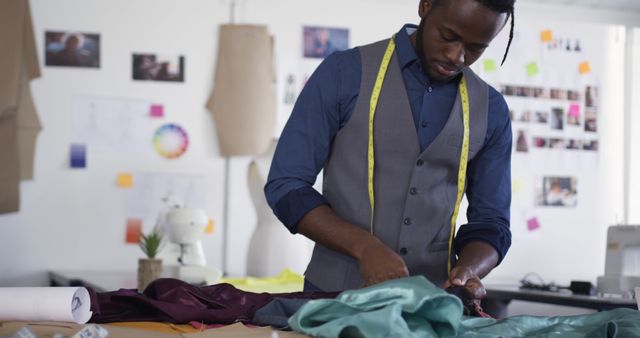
xmin=0 ymin=287 xmax=92 ymax=324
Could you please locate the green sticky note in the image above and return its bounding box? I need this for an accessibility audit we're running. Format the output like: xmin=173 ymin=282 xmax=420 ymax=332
xmin=526 ymin=62 xmax=539 ymax=77
xmin=483 ymin=59 xmax=497 ymax=73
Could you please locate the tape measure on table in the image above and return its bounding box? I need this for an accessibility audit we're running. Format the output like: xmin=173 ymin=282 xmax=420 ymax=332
xmin=367 ymin=37 xmax=470 ymax=273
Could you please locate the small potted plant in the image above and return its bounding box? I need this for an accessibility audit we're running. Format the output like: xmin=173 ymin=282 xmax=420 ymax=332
xmin=138 ymin=230 xmax=164 ymax=292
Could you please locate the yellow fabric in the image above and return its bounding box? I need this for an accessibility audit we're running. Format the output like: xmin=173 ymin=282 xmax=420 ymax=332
xmin=107 ymin=322 xmax=202 ymax=334
xmin=220 ymin=269 xmax=304 ymax=293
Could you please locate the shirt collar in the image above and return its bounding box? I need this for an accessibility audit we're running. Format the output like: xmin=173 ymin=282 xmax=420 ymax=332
xmin=394 ymin=24 xmax=420 ymax=70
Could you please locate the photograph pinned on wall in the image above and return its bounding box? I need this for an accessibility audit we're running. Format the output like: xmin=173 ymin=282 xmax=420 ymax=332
xmin=515 ymin=110 xmax=531 ymax=122
xmin=551 ymin=107 xmax=564 ymax=130
xmin=533 ymin=87 xmax=548 ymax=99
xmin=534 ymin=110 xmax=549 ymax=123
xmin=566 ymin=139 xmax=582 ymax=150
xmin=283 ymin=74 xmax=297 ymax=105
xmin=549 ymin=138 xmax=565 ymax=149
xmin=585 ymin=108 xmax=597 ymax=132
xmin=132 ymin=54 xmax=185 ymax=82
xmin=45 ymin=31 xmax=100 ymax=68
xmin=515 ymin=130 xmax=529 ymax=153
xmin=536 ymin=176 xmax=577 ymax=207
xmin=547 ymin=37 xmax=582 ymax=53
xmin=567 ymin=104 xmax=581 ymax=126
xmin=550 ymin=88 xmax=567 ymax=100
xmin=585 ymin=86 xmax=598 ymax=108
xmin=303 ymin=26 xmax=349 ymax=58
xmin=567 ymin=90 xmax=581 ymax=101
xmin=583 ymin=140 xmax=598 ymax=151
xmin=533 ymin=136 xmax=548 ymax=149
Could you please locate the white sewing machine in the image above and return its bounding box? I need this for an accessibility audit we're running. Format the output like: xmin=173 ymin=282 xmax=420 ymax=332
xmin=597 ymin=225 xmax=640 ymax=298
xmin=155 ymin=205 xmax=221 ymax=285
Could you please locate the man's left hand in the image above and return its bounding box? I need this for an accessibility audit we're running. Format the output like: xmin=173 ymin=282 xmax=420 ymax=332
xmin=444 ymin=266 xmax=486 ymax=300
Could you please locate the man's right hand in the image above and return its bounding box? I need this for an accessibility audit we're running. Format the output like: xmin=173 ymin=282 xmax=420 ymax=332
xmin=297 ymin=205 xmax=410 ymax=288
xmin=358 ymin=240 xmax=409 ymax=287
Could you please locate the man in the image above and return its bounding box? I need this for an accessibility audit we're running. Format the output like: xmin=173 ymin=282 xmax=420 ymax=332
xmin=265 ymin=0 xmax=514 ymax=300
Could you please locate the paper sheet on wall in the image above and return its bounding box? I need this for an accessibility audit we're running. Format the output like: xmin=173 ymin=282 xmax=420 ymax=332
xmin=0 ymin=287 xmax=92 ymax=324
xmin=72 ymin=96 xmax=155 ymax=154
xmin=125 ymin=172 xmax=207 ymax=231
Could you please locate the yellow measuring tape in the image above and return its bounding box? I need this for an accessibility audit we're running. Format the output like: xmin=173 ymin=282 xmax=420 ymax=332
xmin=367 ymin=37 xmax=470 ymax=273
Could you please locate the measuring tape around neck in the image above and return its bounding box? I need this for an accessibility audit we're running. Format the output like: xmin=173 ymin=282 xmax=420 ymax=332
xmin=367 ymin=37 xmax=470 ymax=273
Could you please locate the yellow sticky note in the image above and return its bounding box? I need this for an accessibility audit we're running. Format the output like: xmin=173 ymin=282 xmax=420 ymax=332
xmin=116 ymin=173 xmax=133 ymax=188
xmin=579 ymin=61 xmax=591 ymax=74
xmin=483 ymin=59 xmax=497 ymax=73
xmin=541 ymin=30 xmax=553 ymax=43
xmin=205 ymin=219 xmax=215 ymax=234
xmin=512 ymin=179 xmax=523 ymax=194
xmin=526 ymin=62 xmax=539 ymax=77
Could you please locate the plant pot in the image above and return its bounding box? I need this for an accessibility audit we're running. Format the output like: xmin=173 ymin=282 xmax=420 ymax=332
xmin=138 ymin=258 xmax=162 ymax=292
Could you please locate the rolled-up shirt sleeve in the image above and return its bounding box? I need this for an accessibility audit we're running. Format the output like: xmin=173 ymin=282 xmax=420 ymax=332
xmin=454 ymin=86 xmax=512 ymax=264
xmin=264 ymin=50 xmax=359 ymax=233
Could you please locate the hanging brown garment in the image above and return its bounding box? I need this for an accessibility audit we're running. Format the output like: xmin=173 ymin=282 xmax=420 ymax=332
xmin=206 ymin=24 xmax=276 ymax=157
xmin=0 ymin=0 xmax=41 ymax=214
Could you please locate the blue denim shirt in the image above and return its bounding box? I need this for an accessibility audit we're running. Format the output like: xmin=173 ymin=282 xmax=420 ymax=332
xmin=265 ymin=24 xmax=512 ymax=262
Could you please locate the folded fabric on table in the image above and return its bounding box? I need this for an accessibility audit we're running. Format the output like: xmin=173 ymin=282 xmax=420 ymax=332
xmin=288 ymin=276 xmax=640 ymax=338
xmin=88 ymin=278 xmax=337 ymax=325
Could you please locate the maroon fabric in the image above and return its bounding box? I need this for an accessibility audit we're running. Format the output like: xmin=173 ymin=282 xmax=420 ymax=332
xmin=88 ymin=278 xmax=337 ymax=325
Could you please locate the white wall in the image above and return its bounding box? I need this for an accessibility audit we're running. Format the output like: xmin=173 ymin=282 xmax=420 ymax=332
xmin=629 ymin=28 xmax=640 ymax=223
xmin=0 ymin=0 xmax=230 ymax=286
xmin=1 ymin=0 xmax=639 ymax=287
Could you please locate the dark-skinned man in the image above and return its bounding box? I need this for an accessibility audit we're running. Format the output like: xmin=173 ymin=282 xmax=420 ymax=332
xmin=265 ymin=0 xmax=514 ymax=300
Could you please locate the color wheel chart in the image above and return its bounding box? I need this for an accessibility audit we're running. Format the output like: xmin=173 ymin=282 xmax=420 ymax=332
xmin=153 ymin=123 xmax=189 ymax=159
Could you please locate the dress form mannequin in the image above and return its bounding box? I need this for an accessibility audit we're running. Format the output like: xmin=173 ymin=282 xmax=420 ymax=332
xmin=246 ymin=139 xmax=313 ymax=277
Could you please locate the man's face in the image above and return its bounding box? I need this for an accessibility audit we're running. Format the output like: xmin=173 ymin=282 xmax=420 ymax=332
xmin=416 ymin=0 xmax=508 ymax=82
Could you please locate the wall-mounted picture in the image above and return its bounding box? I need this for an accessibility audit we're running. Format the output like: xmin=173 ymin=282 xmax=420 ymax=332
xmin=550 ymin=88 xmax=567 ymax=100
xmin=515 ymin=130 xmax=529 ymax=153
xmin=132 ymin=54 xmax=185 ymax=82
xmin=583 ymin=140 xmax=598 ymax=151
xmin=567 ymin=90 xmax=581 ymax=101
xmin=534 ymin=110 xmax=549 ymax=123
xmin=533 ymin=87 xmax=548 ymax=99
xmin=549 ymin=138 xmax=565 ymax=149
xmin=566 ymin=139 xmax=582 ymax=150
xmin=585 ymin=86 xmax=598 ymax=108
xmin=516 ymin=109 xmax=531 ymax=122
xmin=45 ymin=31 xmax=100 ymax=68
xmin=551 ymin=107 xmax=564 ymax=130
xmin=533 ymin=137 xmax=548 ymax=148
xmin=585 ymin=108 xmax=597 ymax=132
xmin=536 ymin=176 xmax=577 ymax=207
xmin=567 ymin=106 xmax=581 ymax=126
xmin=303 ymin=26 xmax=349 ymax=58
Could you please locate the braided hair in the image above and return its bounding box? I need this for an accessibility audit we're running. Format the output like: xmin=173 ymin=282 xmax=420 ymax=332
xmin=432 ymin=0 xmax=516 ymax=65
xmin=475 ymin=0 xmax=515 ymax=65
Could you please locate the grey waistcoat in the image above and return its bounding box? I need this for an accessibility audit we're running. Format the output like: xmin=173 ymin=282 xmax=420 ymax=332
xmin=305 ymin=39 xmax=489 ymax=292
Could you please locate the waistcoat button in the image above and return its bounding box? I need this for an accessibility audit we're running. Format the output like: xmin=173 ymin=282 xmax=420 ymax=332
xmin=409 ymin=187 xmax=418 ymax=195
xmin=416 ymin=159 xmax=424 ymax=166
xmin=399 ymin=247 xmax=408 ymax=255
xmin=403 ymin=217 xmax=413 ymax=225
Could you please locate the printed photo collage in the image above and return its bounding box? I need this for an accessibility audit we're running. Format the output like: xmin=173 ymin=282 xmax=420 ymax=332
xmin=45 ymin=31 xmax=185 ymax=83
xmin=501 ymin=84 xmax=599 ymax=153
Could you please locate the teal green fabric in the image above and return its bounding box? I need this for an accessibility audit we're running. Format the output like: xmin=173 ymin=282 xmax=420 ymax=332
xmin=288 ymin=276 xmax=640 ymax=338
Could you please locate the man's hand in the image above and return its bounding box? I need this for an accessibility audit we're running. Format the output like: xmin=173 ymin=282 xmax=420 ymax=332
xmin=444 ymin=266 xmax=486 ymax=299
xmin=443 ymin=241 xmax=500 ymax=300
xmin=359 ymin=240 xmax=409 ymax=287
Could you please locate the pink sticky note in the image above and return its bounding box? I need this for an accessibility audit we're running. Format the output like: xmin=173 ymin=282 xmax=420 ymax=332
xmin=568 ymin=104 xmax=580 ymax=118
xmin=527 ymin=217 xmax=541 ymax=231
xmin=150 ymin=104 xmax=164 ymax=118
